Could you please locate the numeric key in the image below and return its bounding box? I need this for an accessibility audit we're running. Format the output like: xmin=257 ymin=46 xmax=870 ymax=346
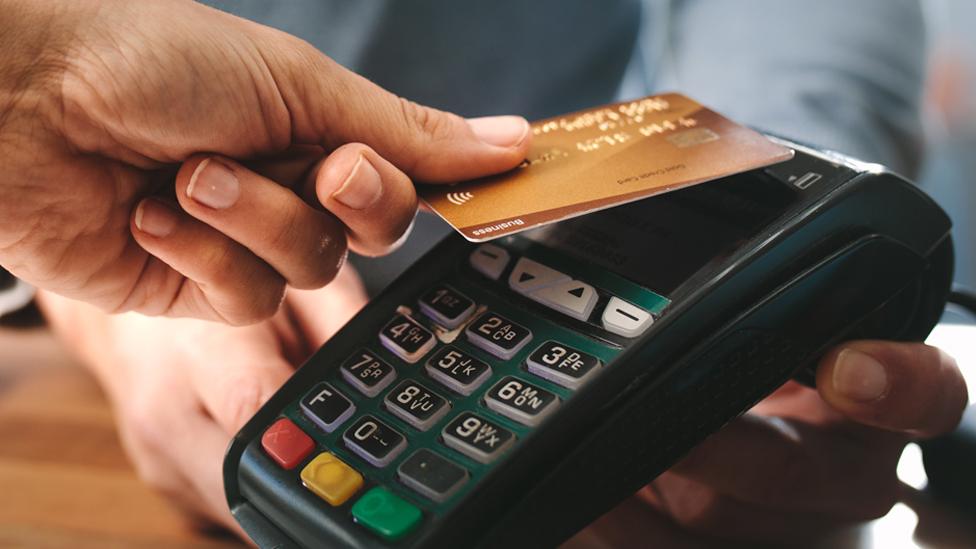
xmin=419 ymin=286 xmax=475 ymax=329
xmin=425 ymin=346 xmax=492 ymax=395
xmin=485 ymin=376 xmax=559 ymax=426
xmin=526 ymin=340 xmax=601 ymax=389
xmin=465 ymin=311 xmax=532 ymax=360
xmin=384 ymin=380 xmax=450 ymax=431
xmin=340 ymin=349 xmax=396 ymax=397
xmin=343 ymin=416 xmax=407 ymax=467
xmin=380 ymin=314 xmax=436 ymax=363
xmin=442 ymin=412 xmax=515 ymax=464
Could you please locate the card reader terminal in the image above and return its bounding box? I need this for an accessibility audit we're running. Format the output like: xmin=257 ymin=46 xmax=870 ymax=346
xmin=224 ymin=138 xmax=953 ymax=548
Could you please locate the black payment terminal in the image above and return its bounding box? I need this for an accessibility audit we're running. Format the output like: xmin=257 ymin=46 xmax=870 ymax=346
xmin=223 ymin=137 xmax=954 ymax=548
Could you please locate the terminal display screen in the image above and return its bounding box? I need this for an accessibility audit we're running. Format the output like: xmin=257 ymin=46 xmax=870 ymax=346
xmin=524 ymin=172 xmax=798 ymax=295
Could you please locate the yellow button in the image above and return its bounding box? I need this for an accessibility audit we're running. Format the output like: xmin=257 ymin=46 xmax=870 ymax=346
xmin=300 ymin=452 xmax=364 ymax=506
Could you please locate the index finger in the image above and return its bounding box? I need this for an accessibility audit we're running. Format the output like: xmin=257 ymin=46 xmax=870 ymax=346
xmin=816 ymin=340 xmax=969 ymax=438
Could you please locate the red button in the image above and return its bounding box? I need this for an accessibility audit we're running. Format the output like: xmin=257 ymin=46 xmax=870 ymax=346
xmin=262 ymin=418 xmax=315 ymax=469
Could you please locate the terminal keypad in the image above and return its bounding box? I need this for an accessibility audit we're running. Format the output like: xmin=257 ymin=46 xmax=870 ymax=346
xmin=259 ymin=244 xmax=654 ymax=542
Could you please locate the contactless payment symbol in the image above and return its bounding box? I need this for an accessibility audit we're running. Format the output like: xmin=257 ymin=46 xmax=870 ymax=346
xmin=447 ymin=191 xmax=474 ymax=206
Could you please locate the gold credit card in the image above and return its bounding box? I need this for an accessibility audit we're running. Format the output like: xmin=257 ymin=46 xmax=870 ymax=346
xmin=419 ymin=93 xmax=794 ymax=242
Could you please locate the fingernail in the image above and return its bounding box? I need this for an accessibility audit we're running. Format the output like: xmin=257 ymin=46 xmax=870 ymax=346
xmin=467 ymin=115 xmax=529 ymax=148
xmin=134 ymin=199 xmax=178 ymax=238
xmin=186 ymin=158 xmax=240 ymax=210
xmin=332 ymin=154 xmax=382 ymax=210
xmin=832 ymin=349 xmax=889 ymax=402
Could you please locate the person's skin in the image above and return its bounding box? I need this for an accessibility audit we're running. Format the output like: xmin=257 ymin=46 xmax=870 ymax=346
xmin=574 ymin=345 xmax=967 ymax=546
xmin=40 ymin=282 xmax=968 ymax=545
xmin=8 ymin=0 xmax=968 ymax=544
xmin=37 ymin=272 xmax=371 ymax=538
xmin=0 ymin=0 xmax=529 ymax=325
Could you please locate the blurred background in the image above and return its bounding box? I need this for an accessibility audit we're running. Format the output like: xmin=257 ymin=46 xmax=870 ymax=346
xmin=0 ymin=2 xmax=973 ymax=548
xmin=919 ymin=0 xmax=976 ymax=291
xmin=353 ymin=1 xmax=976 ymax=299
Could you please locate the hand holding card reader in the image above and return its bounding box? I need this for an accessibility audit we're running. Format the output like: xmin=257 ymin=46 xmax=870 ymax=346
xmin=224 ymin=138 xmax=954 ymax=548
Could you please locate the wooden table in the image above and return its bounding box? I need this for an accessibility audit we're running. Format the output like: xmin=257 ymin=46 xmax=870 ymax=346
xmin=0 ymin=325 xmax=243 ymax=548
xmin=2 ymin=321 xmax=974 ymax=548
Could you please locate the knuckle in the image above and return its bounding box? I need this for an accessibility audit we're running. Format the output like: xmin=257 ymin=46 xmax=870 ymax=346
xmin=299 ymin=226 xmax=347 ymax=288
xmin=231 ymin=282 xmax=285 ymax=326
xmin=393 ymin=96 xmax=467 ymax=176
xmin=268 ymin=204 xmax=345 ymax=290
xmin=396 ymin=97 xmax=432 ymax=137
xmin=217 ymin=375 xmax=275 ymax=432
xmin=194 ymin=246 xmax=285 ymax=324
xmin=206 ymin=277 xmax=284 ymax=326
xmin=396 ymin=96 xmax=457 ymax=144
xmin=267 ymin=201 xmax=304 ymax=258
xmin=256 ymin=281 xmax=287 ymax=323
xmin=196 ymin=242 xmax=237 ymax=287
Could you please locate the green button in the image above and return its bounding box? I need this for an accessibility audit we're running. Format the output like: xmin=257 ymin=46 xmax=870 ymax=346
xmin=352 ymin=487 xmax=422 ymax=541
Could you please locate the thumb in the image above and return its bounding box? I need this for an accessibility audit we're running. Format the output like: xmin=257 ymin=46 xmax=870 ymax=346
xmin=256 ymin=32 xmax=530 ymax=182
xmin=816 ymin=340 xmax=969 ymax=438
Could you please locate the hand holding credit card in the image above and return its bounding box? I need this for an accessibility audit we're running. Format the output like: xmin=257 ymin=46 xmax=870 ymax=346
xmin=420 ymin=93 xmax=794 ymax=241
